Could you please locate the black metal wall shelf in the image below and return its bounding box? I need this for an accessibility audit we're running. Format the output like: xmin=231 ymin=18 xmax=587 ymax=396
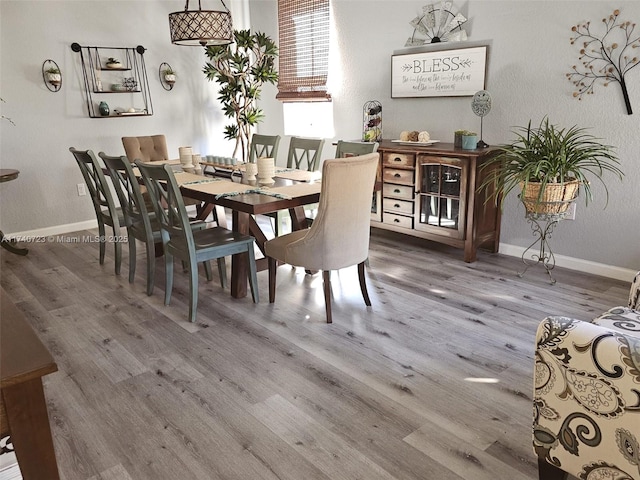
xmin=71 ymin=43 xmax=153 ymax=118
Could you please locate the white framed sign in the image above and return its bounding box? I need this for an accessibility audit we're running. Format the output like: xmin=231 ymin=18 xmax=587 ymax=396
xmin=391 ymin=45 xmax=487 ymax=98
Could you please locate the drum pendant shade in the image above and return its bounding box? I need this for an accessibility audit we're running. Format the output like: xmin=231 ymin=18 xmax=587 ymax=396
xmin=169 ymin=0 xmax=233 ymax=46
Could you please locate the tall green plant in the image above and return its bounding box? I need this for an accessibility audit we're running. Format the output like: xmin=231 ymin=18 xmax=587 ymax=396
xmin=481 ymin=117 xmax=623 ymax=207
xmin=203 ymin=30 xmax=278 ymax=163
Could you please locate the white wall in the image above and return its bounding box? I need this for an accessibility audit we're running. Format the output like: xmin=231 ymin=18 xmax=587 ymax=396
xmin=250 ymin=0 xmax=640 ymax=271
xmin=1 ymin=0 xmax=638 ymax=272
xmin=0 ymin=0 xmax=247 ymax=234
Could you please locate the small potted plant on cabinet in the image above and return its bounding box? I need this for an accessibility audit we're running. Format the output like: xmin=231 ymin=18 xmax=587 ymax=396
xmin=480 ymin=117 xmax=623 ymax=214
xmin=44 ymin=66 xmax=61 ymax=86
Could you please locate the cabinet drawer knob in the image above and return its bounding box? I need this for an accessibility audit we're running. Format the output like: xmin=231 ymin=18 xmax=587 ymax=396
xmin=394 ymin=218 xmax=400 ymax=223
xmin=394 ymin=189 xmax=401 ymax=193
xmin=394 ymin=173 xmax=401 ymax=178
xmin=393 ymin=157 xmax=401 ymax=162
xmin=394 ymin=203 xmax=400 ymax=208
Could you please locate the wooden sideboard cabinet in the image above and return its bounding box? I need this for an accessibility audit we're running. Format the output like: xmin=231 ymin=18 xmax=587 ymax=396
xmin=374 ymin=140 xmax=502 ymax=262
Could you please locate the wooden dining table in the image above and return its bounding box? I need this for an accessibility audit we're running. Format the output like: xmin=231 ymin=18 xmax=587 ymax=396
xmin=177 ymin=169 xmax=322 ymax=299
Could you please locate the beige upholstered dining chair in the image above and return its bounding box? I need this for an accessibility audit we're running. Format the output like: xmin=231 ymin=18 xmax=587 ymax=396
xmin=264 ymin=153 xmax=379 ymax=323
xmin=122 ymin=135 xmax=169 ymax=163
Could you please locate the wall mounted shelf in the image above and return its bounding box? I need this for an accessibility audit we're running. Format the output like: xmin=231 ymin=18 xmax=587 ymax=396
xmin=71 ymin=43 xmax=153 ymax=118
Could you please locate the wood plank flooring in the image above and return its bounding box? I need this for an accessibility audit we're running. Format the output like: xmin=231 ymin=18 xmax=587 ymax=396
xmin=0 ymin=227 xmax=630 ymax=480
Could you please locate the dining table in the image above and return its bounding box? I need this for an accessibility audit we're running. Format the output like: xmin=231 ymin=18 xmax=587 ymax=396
xmin=170 ymin=166 xmax=322 ymax=299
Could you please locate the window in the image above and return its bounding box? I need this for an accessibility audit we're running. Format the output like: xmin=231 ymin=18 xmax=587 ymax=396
xmin=277 ymin=0 xmax=331 ymax=102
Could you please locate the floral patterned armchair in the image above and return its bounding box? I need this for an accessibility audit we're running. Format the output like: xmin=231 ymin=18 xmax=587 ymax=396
xmin=533 ymin=271 xmax=640 ymax=480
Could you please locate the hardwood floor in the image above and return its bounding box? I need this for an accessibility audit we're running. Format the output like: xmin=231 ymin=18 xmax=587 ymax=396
xmin=0 ymin=227 xmax=629 ymax=480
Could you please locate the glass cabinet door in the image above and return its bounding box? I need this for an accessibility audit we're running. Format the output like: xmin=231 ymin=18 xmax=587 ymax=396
xmin=415 ymin=156 xmax=467 ymax=238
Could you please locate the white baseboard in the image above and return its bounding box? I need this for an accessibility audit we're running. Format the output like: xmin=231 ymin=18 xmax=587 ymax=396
xmin=7 ymin=220 xmax=98 ymax=239
xmin=499 ymin=243 xmax=637 ymax=282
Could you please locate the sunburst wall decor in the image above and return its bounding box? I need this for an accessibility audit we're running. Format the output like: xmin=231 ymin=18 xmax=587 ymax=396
xmin=405 ymin=1 xmax=468 ymax=47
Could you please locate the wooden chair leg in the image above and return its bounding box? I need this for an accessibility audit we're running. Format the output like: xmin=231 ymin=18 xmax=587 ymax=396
xmin=537 ymin=459 xmax=568 ymax=480
xmin=322 ymin=270 xmax=332 ymax=324
xmin=188 ymin=259 xmax=199 ymax=323
xmin=164 ymin=253 xmax=174 ymax=306
xmin=145 ymin=240 xmax=155 ymax=296
xmin=112 ymin=225 xmax=122 ymax=275
xmin=217 ymin=257 xmax=227 ymax=289
xmin=268 ymin=256 xmax=277 ymax=303
xmin=128 ymin=234 xmax=136 ymax=284
xmin=202 ymin=260 xmax=213 ymax=282
xmin=98 ymin=222 xmax=106 ymax=265
xmin=247 ymin=246 xmax=259 ymax=304
xmin=358 ymin=261 xmax=372 ymax=306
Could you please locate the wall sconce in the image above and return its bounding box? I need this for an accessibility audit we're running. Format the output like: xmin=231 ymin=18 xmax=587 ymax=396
xmin=42 ymin=59 xmax=62 ymax=92
xmin=159 ymin=62 xmax=176 ymax=91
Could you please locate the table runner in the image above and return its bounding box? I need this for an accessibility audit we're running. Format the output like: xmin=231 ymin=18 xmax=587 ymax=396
xmin=184 ymin=178 xmax=321 ymax=201
xmin=273 ymin=168 xmax=321 ymax=182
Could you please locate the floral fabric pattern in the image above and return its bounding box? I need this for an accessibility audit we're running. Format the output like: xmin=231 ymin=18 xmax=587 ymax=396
xmin=534 ymin=272 xmax=640 ymax=479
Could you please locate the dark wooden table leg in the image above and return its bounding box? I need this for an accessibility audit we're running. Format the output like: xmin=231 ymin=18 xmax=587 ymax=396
xmin=231 ymin=210 xmax=250 ymax=298
xmin=2 ymin=379 xmax=60 ymax=480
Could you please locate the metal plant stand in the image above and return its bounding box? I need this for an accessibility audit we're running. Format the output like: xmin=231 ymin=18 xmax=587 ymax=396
xmin=518 ymin=200 xmax=575 ymax=285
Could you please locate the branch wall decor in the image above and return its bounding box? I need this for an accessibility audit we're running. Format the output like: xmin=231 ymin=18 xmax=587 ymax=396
xmin=567 ymin=9 xmax=639 ymax=115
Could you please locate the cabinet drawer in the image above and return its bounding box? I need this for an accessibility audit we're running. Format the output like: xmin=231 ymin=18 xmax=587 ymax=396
xmin=383 ymin=168 xmax=414 ymax=185
xmin=383 ymin=212 xmax=414 ymax=229
xmin=383 ymin=183 xmax=414 ymax=200
xmin=383 ymin=152 xmax=415 ymax=167
xmin=383 ymin=198 xmax=414 ymax=215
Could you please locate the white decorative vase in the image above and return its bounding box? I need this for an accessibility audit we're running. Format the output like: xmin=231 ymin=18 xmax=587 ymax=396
xmin=179 ymin=146 xmax=193 ymax=170
xmin=244 ymin=162 xmax=258 ymax=182
xmin=192 ymin=154 xmax=202 ymax=174
xmin=257 ymin=157 xmax=275 ymax=184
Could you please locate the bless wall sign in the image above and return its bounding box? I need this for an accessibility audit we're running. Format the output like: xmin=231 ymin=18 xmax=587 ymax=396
xmin=391 ymin=45 xmax=487 ymax=98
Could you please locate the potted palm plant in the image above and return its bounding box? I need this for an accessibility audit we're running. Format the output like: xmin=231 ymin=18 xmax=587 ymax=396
xmin=203 ymin=29 xmax=278 ymax=164
xmin=480 ymin=117 xmax=623 ymax=214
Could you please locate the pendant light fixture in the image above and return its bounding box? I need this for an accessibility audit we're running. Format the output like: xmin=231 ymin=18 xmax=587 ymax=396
xmin=169 ymin=0 xmax=233 ymax=46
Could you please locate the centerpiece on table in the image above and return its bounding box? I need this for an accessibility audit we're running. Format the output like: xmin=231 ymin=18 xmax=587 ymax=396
xmin=203 ymin=29 xmax=278 ymax=168
xmin=479 ymin=117 xmax=623 ymax=214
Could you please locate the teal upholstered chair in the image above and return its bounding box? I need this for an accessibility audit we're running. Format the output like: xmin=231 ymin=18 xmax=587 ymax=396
xmin=135 ymin=161 xmax=259 ymax=323
xmin=69 ymin=147 xmax=124 ymax=275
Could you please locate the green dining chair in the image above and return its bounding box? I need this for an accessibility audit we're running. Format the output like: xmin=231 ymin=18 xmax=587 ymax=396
xmin=135 ymin=160 xmax=259 ymax=323
xmin=249 ymin=134 xmax=281 ymax=163
xmin=101 ymin=153 xmax=224 ymax=297
xmin=335 ymin=140 xmax=379 ymax=158
xmin=69 ymin=147 xmax=124 ymax=275
xmin=286 ymin=136 xmax=325 ymax=171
